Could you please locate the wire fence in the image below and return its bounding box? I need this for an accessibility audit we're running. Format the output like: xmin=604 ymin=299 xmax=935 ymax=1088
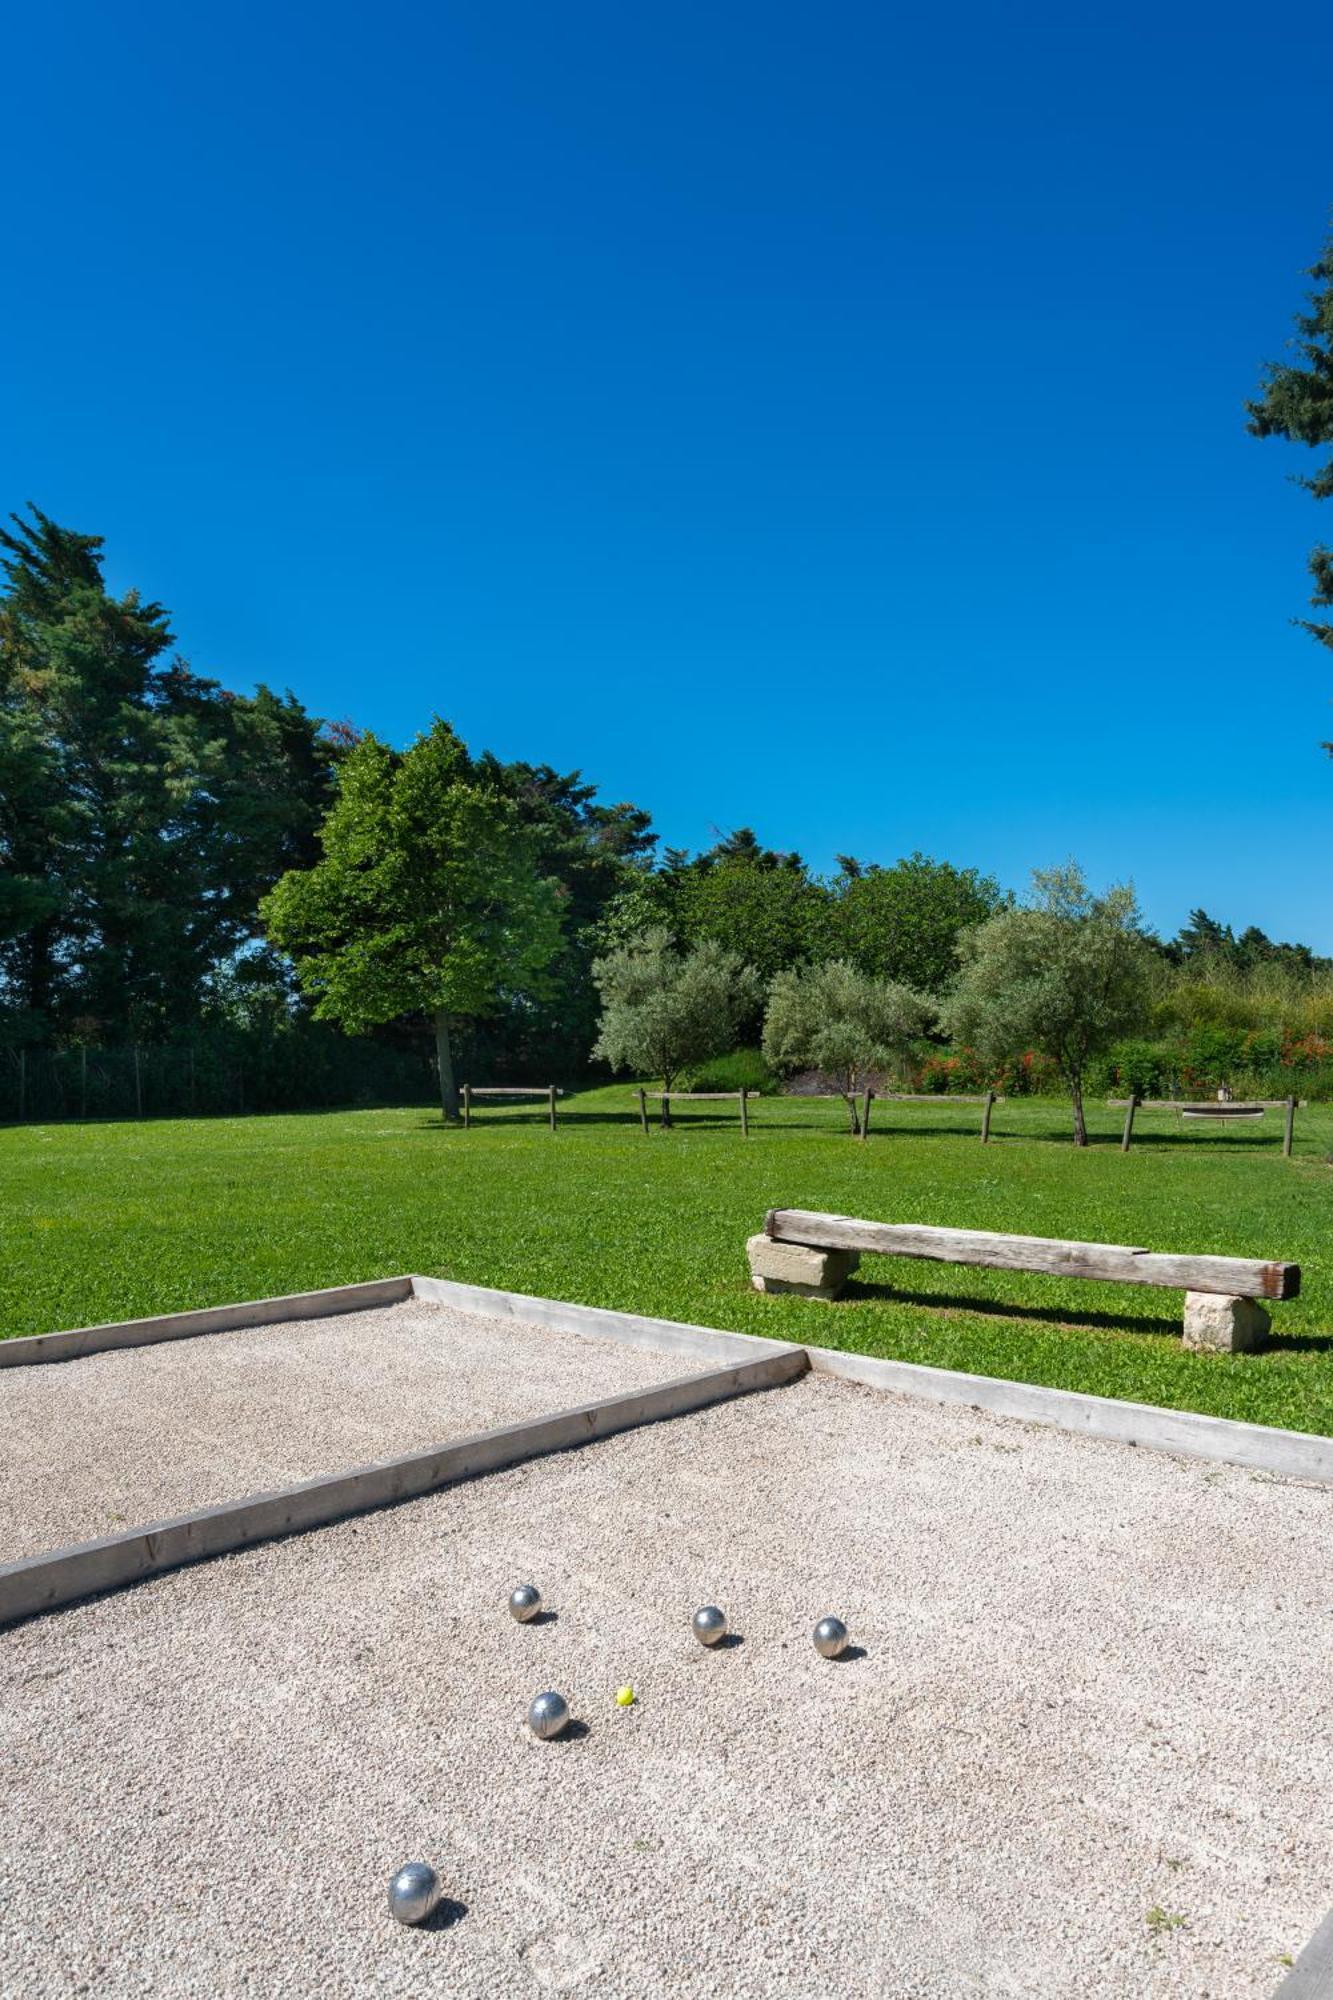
xmin=1 ymin=1032 xmax=435 ymax=1124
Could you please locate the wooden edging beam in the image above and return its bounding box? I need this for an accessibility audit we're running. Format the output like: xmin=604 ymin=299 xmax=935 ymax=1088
xmin=1273 ymin=1906 xmax=1333 ymax=1998
xmin=765 ymin=1209 xmax=1301 ymax=1302
xmin=0 ymin=1277 xmax=415 ymax=1370
xmin=0 ymin=1343 xmax=808 ymax=1628
xmin=797 ymin=1341 xmax=1333 ymax=1486
xmin=3 ymin=1268 xmax=1333 ymax=1632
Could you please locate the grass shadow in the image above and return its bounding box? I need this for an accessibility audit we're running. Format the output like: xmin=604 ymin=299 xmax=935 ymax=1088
xmin=839 ymin=1276 xmax=1176 ymax=1338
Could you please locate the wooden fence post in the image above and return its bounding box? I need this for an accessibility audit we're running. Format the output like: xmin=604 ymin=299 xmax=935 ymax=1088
xmin=1283 ymin=1096 xmax=1296 ymax=1158
xmin=859 ymin=1086 xmax=873 ymax=1141
xmin=80 ymin=1044 xmax=88 ymax=1122
xmin=133 ymin=1044 xmax=143 ymax=1119
xmin=637 ymin=1087 xmax=648 ymax=1136
xmin=548 ymin=1084 xmax=558 ymax=1132
xmin=462 ymin=1083 xmax=471 ymax=1130
xmin=739 ymin=1086 xmax=749 ymax=1137
xmin=18 ymin=1049 xmax=26 ymax=1123
xmin=981 ymin=1090 xmax=995 ymax=1144
xmin=1120 ymin=1093 xmax=1138 ymax=1154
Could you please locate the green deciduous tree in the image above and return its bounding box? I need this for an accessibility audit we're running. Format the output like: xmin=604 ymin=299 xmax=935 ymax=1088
xmin=1247 ymin=230 xmax=1333 ymax=735
xmin=831 ymin=853 xmax=1006 ymax=992
xmin=762 ymin=959 xmax=934 ymax=1132
xmin=591 ymin=928 xmax=760 ymax=1091
xmin=941 ymin=865 xmax=1153 ymax=1145
xmin=261 ymin=721 xmax=563 ymax=1119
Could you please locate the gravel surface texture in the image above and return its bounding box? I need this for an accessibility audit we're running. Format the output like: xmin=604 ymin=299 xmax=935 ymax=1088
xmin=0 ymin=1300 xmax=711 ymax=1561
xmin=2 ymin=1372 xmax=1330 ymax=1997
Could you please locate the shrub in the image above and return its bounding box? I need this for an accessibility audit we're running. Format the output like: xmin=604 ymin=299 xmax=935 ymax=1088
xmin=685 ymin=1048 xmax=778 ymax=1094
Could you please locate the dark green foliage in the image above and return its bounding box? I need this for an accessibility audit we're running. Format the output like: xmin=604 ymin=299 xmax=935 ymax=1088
xmin=472 ymin=757 xmax=656 ymax=1076
xmin=829 ymin=853 xmax=1007 ymax=991
xmin=0 ymin=506 xmax=336 ymax=1042
xmin=685 ymin=1047 xmax=779 ymax=1094
xmin=1247 ymin=230 xmax=1333 ymax=672
xmin=1164 ymin=908 xmax=1321 ymax=974
xmin=669 ymin=832 xmax=833 ymax=983
xmin=261 ymin=722 xmax=564 ymax=1118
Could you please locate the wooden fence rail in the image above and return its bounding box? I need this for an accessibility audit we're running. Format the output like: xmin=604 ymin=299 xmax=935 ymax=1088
xmin=637 ymin=1088 xmax=750 ymax=1134
xmin=462 ymin=1084 xmax=561 ymax=1131
xmin=1108 ymin=1096 xmax=1301 ymax=1157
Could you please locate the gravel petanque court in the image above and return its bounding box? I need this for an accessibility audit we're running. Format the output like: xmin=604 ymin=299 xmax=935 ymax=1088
xmin=0 ymin=1299 xmax=717 ymax=1563
xmin=2 ymin=1359 xmax=1331 ymax=1998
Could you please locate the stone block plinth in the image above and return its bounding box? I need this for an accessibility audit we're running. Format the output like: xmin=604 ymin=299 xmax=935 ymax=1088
xmin=1182 ymin=1291 xmax=1270 ymax=1355
xmin=746 ymin=1233 xmax=859 ymax=1302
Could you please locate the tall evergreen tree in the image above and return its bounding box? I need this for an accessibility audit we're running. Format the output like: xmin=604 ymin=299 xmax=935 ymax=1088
xmin=0 ymin=506 xmax=335 ymax=1042
xmin=1247 ymin=230 xmax=1333 ymax=743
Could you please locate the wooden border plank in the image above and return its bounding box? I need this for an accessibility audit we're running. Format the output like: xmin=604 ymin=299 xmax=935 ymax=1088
xmin=1273 ymin=1907 xmax=1333 ymax=1998
xmin=0 ymin=1277 xmax=415 ymax=1370
xmin=0 ymin=1347 xmax=808 ymax=1627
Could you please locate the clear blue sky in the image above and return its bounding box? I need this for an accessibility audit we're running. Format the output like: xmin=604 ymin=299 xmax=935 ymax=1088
xmin=4 ymin=1 xmax=1331 ymax=945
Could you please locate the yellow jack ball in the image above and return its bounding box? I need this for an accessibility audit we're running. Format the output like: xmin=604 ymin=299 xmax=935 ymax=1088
xmin=616 ymin=1685 xmax=636 ymax=1707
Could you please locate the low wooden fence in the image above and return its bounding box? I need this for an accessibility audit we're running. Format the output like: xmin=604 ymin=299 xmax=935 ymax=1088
xmin=461 ymin=1084 xmax=562 ymax=1131
xmin=788 ymin=1089 xmax=997 ymax=1142
xmin=637 ymin=1088 xmax=751 ymax=1135
xmin=1108 ymin=1096 xmax=1302 ymax=1156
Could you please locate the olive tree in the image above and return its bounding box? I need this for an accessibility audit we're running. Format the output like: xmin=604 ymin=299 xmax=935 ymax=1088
xmin=762 ymin=959 xmax=934 ymax=1133
xmin=591 ymin=929 xmax=759 ymax=1090
xmin=940 ymin=865 xmax=1153 ymax=1146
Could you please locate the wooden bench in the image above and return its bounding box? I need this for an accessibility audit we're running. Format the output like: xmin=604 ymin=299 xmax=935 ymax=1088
xmin=747 ymin=1207 xmax=1300 ymax=1353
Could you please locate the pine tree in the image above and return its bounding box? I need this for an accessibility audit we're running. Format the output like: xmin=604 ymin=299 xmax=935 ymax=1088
xmin=1247 ymin=230 xmax=1333 ymax=744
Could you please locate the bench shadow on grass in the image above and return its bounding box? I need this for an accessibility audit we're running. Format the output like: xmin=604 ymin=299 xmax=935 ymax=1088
xmin=840 ymin=1278 xmax=1333 ymax=1352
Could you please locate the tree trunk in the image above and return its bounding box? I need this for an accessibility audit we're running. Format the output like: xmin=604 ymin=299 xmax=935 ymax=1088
xmin=843 ymin=1090 xmax=861 ymax=1136
xmin=1070 ymin=1072 xmax=1088 ymax=1147
xmin=434 ymin=1011 xmax=460 ymax=1122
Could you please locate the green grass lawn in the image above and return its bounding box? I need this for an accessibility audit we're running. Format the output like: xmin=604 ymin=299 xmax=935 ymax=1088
xmin=3 ymin=1085 xmax=1331 ymax=1434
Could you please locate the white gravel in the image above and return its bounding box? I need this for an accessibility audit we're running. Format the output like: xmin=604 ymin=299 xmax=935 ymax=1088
xmin=0 ymin=1301 xmax=712 ymax=1562
xmin=2 ymin=1363 xmax=1329 ymax=1996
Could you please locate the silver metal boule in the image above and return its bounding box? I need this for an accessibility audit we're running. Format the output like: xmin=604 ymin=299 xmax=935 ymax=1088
xmin=813 ymin=1615 xmax=850 ymax=1659
xmin=387 ymin=1861 xmax=442 ymax=1926
xmin=528 ymin=1690 xmax=569 ymax=1740
xmin=509 ymin=1584 xmax=542 ymax=1623
xmin=692 ymin=1605 xmax=728 ymax=1647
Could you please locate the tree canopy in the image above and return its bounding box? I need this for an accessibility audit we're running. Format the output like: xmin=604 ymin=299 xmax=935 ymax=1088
xmin=1248 ymin=230 xmax=1333 ymax=739
xmin=941 ymin=866 xmax=1154 ymax=1144
xmin=0 ymin=505 xmax=335 ymax=1044
xmin=762 ymin=960 xmax=933 ymax=1131
xmin=830 ymin=853 xmax=1006 ymax=992
xmin=591 ymin=929 xmax=760 ymax=1091
xmin=261 ymin=721 xmax=563 ymax=1118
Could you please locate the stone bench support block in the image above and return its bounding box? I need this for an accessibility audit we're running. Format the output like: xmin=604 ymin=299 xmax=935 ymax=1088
xmin=747 ymin=1233 xmax=859 ymax=1302
xmin=1182 ymin=1291 xmax=1270 ymax=1355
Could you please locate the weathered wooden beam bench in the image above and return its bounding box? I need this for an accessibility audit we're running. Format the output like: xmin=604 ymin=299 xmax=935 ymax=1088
xmin=747 ymin=1207 xmax=1301 ymax=1353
